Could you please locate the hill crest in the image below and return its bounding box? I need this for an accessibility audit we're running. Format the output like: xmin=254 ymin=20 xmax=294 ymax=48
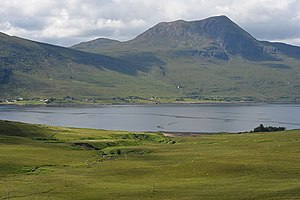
xmin=71 ymin=38 xmax=121 ymax=51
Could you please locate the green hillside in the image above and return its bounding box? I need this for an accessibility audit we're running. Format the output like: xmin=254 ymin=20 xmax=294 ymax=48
xmin=71 ymin=16 xmax=300 ymax=102
xmin=1 ymin=15 xmax=300 ymax=102
xmin=0 ymin=33 xmax=177 ymax=100
xmin=1 ymin=120 xmax=300 ymax=199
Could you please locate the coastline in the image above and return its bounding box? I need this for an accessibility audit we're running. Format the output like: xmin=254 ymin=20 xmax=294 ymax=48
xmin=0 ymin=119 xmax=299 ymax=137
xmin=1 ymin=100 xmax=299 ymax=108
xmin=1 ymin=104 xmax=300 ymax=134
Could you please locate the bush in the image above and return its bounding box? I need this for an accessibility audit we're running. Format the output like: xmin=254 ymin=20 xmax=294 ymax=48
xmin=252 ymin=124 xmax=285 ymax=132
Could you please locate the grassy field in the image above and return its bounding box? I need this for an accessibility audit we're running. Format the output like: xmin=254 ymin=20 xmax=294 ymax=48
xmin=0 ymin=120 xmax=300 ymax=199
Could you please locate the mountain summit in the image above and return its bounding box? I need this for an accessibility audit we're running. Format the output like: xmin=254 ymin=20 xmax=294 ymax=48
xmin=73 ymin=16 xmax=280 ymax=61
xmin=126 ymin=15 xmax=272 ymax=60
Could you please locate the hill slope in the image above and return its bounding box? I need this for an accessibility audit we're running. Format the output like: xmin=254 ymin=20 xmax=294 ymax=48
xmin=0 ymin=33 xmax=176 ymax=99
xmin=1 ymin=120 xmax=300 ymax=199
xmin=1 ymin=16 xmax=300 ymax=101
xmin=71 ymin=16 xmax=300 ymax=102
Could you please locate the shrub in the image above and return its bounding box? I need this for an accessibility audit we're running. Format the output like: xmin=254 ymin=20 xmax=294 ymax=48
xmin=252 ymin=124 xmax=285 ymax=132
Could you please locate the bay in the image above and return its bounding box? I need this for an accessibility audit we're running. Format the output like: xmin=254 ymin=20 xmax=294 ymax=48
xmin=0 ymin=104 xmax=299 ymax=133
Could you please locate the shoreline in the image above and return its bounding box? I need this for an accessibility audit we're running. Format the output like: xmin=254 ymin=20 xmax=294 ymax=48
xmin=0 ymin=119 xmax=225 ymax=136
xmin=0 ymin=119 xmax=299 ymax=137
xmin=1 ymin=101 xmax=300 ymax=108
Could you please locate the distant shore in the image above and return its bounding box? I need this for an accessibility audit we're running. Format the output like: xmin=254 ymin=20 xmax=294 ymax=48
xmin=1 ymin=100 xmax=299 ymax=108
xmin=2 ymin=95 xmax=299 ymax=107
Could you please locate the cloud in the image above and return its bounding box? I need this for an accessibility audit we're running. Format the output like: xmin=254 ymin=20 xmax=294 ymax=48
xmin=0 ymin=0 xmax=299 ymax=46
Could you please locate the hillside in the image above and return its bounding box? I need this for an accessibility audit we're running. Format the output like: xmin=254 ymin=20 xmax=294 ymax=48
xmin=0 ymin=33 xmax=176 ymax=99
xmin=1 ymin=16 xmax=300 ymax=101
xmin=1 ymin=120 xmax=300 ymax=199
xmin=71 ymin=16 xmax=300 ymax=102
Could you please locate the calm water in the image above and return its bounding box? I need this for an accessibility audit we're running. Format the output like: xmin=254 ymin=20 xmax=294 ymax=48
xmin=0 ymin=104 xmax=300 ymax=133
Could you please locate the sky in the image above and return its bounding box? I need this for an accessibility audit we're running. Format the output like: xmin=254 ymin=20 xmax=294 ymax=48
xmin=0 ymin=0 xmax=300 ymax=47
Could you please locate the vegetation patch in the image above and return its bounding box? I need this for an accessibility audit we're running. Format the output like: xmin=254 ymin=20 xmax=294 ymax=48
xmin=251 ymin=124 xmax=286 ymax=132
xmin=99 ymin=147 xmax=151 ymax=157
xmin=0 ymin=120 xmax=300 ymax=199
xmin=112 ymin=133 xmax=175 ymax=144
xmin=71 ymin=142 xmax=100 ymax=150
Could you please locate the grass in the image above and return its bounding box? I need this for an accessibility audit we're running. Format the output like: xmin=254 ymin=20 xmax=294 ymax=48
xmin=0 ymin=120 xmax=300 ymax=199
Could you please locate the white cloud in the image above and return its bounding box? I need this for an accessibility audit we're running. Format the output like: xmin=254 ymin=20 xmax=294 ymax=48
xmin=95 ymin=18 xmax=125 ymax=29
xmin=129 ymin=19 xmax=146 ymax=27
xmin=0 ymin=0 xmax=299 ymax=46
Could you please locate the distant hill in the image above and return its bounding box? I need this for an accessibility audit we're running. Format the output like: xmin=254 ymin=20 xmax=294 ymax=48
xmin=71 ymin=38 xmax=121 ymax=52
xmin=0 ymin=33 xmax=175 ymax=99
xmin=1 ymin=16 xmax=300 ymax=101
xmin=0 ymin=33 xmax=140 ymax=74
xmin=70 ymin=16 xmax=300 ymax=102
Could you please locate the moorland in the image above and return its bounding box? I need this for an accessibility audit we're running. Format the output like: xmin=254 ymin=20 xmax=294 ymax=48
xmin=1 ymin=120 xmax=300 ymax=199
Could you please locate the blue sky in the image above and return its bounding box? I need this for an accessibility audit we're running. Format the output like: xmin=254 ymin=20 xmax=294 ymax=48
xmin=0 ymin=0 xmax=299 ymax=46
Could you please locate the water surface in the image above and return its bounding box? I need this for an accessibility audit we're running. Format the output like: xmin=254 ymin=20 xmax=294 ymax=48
xmin=0 ymin=104 xmax=299 ymax=132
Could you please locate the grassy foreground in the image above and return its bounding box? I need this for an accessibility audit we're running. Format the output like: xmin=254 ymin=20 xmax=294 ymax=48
xmin=0 ymin=120 xmax=300 ymax=199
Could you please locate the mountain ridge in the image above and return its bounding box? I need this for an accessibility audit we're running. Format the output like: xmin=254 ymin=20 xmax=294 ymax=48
xmin=0 ymin=33 xmax=139 ymax=74
xmin=72 ymin=16 xmax=285 ymax=61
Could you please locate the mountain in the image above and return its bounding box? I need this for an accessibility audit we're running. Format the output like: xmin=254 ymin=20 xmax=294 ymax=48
xmin=1 ymin=16 xmax=300 ymax=102
xmin=72 ymin=16 xmax=279 ymax=61
xmin=126 ymin=16 xmax=271 ymax=60
xmin=70 ymin=16 xmax=300 ymax=102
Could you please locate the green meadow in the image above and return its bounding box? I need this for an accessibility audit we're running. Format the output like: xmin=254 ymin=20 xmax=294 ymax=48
xmin=0 ymin=120 xmax=300 ymax=199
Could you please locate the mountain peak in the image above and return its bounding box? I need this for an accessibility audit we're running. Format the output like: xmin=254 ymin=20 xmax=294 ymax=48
xmin=209 ymin=15 xmax=230 ymax=19
xmin=71 ymin=15 xmax=297 ymax=61
xmin=128 ymin=15 xmax=265 ymax=60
